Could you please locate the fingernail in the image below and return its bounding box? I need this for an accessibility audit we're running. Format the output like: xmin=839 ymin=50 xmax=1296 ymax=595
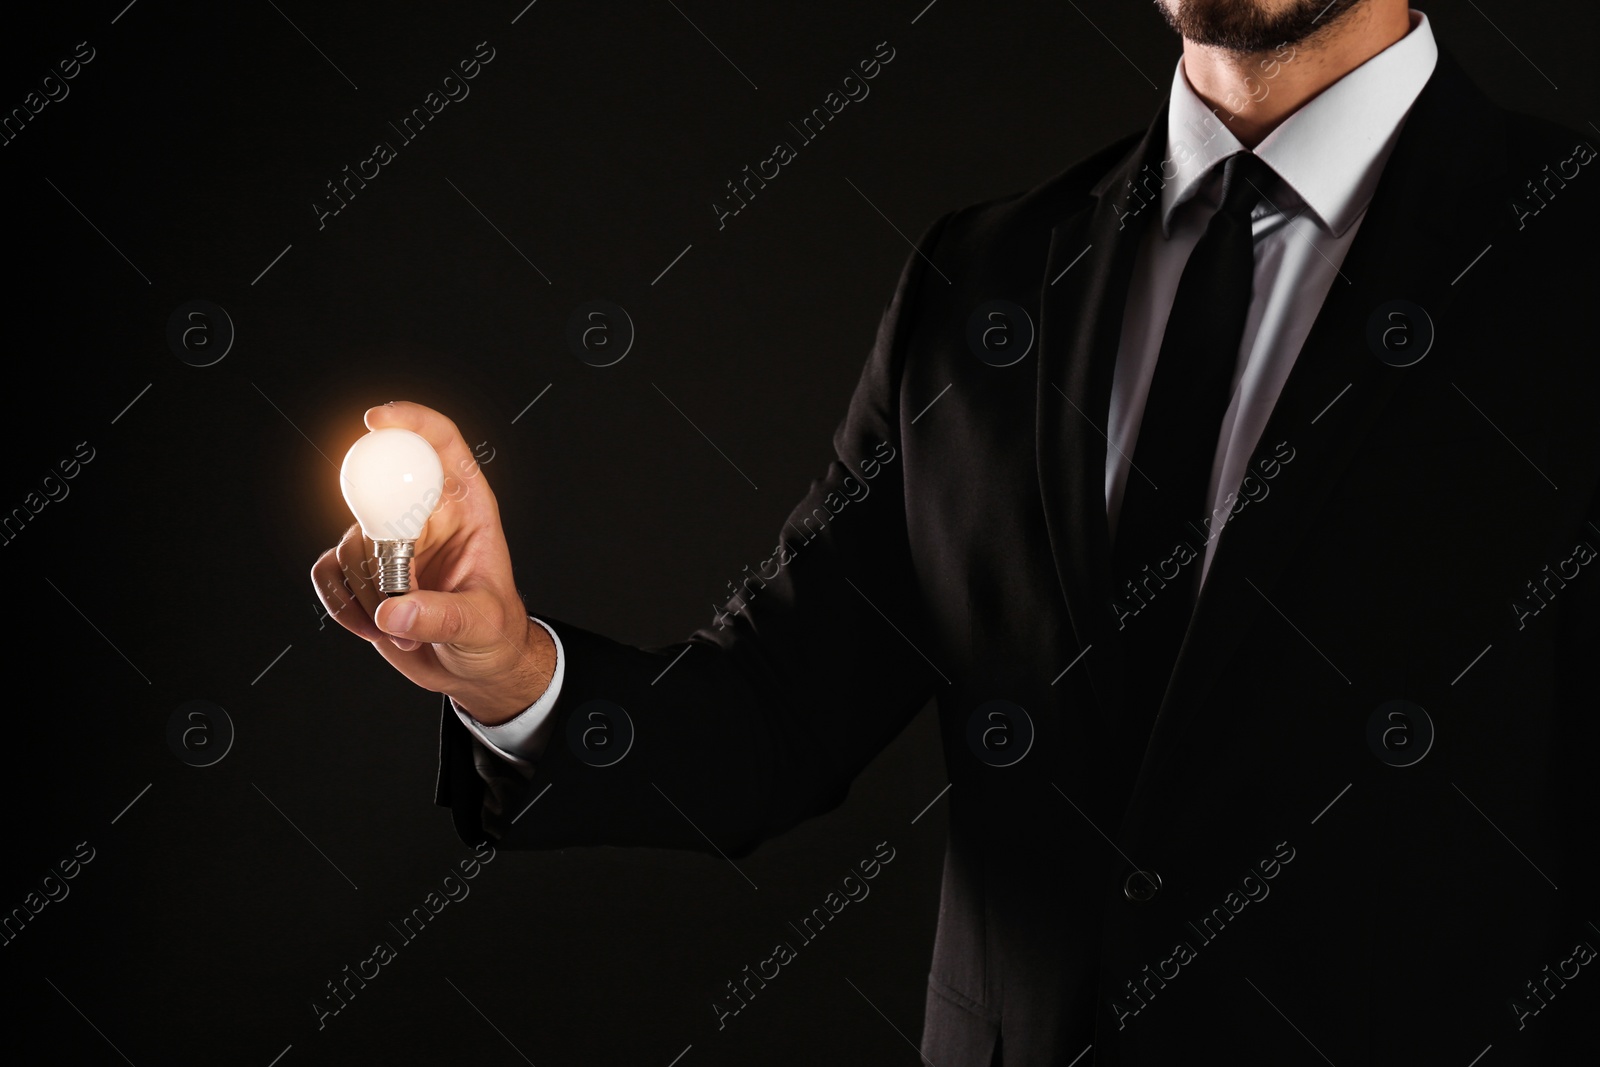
xmin=380 ymin=600 xmax=418 ymax=634
xmin=391 ymin=636 xmax=421 ymax=652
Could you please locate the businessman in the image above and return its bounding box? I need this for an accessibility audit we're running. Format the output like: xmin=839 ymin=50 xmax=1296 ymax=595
xmin=314 ymin=1 xmax=1600 ymax=1062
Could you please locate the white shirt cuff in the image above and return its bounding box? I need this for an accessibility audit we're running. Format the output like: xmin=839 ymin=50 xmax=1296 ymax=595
xmin=449 ymin=616 xmax=565 ymax=769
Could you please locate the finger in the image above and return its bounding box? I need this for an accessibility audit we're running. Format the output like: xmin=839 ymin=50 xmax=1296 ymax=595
xmin=310 ymin=544 xmax=382 ymax=642
xmin=339 ymin=529 xmax=419 ymax=651
xmin=373 ymin=586 xmax=508 ymax=650
xmin=335 ymin=524 xmax=386 ymax=624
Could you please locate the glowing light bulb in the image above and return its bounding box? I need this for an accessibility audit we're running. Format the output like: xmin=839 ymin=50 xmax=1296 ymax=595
xmin=340 ymin=428 xmax=445 ymax=594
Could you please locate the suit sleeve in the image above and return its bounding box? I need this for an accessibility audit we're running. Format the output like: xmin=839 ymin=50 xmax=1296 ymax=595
xmin=435 ymin=210 xmax=958 ymax=859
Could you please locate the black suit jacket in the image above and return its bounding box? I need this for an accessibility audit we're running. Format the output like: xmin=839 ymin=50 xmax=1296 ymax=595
xmin=439 ymin=43 xmax=1600 ymax=1065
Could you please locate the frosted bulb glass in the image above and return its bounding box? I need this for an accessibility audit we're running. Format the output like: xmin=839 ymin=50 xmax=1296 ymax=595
xmin=340 ymin=428 xmax=445 ymax=594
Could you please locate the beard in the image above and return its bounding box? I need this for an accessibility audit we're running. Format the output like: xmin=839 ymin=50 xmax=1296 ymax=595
xmin=1154 ymin=0 xmax=1371 ymax=52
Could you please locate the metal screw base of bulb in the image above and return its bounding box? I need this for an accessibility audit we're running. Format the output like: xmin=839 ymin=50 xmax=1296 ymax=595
xmin=373 ymin=539 xmax=417 ymax=595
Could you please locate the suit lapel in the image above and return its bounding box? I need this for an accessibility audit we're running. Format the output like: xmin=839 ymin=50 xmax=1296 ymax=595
xmin=1126 ymin=48 xmax=1513 ymax=801
xmin=1035 ymin=100 xmax=1170 ymax=734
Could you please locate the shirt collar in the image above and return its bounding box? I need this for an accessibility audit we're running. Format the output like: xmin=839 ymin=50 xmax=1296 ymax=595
xmin=1158 ymin=8 xmax=1438 ymax=238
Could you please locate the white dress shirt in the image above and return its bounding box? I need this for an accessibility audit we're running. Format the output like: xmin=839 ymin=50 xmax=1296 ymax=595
xmin=459 ymin=9 xmax=1438 ymax=764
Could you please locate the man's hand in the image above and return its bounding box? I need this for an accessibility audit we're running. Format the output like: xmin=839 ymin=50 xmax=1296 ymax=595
xmin=310 ymin=401 xmax=555 ymax=724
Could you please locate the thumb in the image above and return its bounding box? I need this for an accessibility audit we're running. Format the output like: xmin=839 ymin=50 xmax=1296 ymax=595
xmin=374 ymin=588 xmax=501 ymax=649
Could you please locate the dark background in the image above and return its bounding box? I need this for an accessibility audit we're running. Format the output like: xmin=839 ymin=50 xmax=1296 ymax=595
xmin=2 ymin=1 xmax=1594 ymax=1063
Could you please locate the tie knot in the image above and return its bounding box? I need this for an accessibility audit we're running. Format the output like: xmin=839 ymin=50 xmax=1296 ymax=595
xmin=1218 ymin=152 xmax=1270 ymax=221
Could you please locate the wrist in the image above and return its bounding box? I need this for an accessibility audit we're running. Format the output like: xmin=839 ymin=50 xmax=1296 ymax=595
xmin=453 ymin=613 xmax=557 ymax=725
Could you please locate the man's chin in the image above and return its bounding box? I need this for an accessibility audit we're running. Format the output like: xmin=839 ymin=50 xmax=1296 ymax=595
xmin=1156 ymin=0 xmax=1368 ymax=53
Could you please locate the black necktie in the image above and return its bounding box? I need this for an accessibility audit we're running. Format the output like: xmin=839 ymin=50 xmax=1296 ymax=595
xmin=1111 ymin=150 xmax=1271 ymax=746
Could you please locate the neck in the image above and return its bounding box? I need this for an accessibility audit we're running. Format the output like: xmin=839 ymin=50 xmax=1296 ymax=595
xmin=1181 ymin=3 xmax=1413 ymax=149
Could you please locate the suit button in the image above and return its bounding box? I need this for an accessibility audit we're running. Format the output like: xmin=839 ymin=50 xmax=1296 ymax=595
xmin=1123 ymin=869 xmax=1161 ymax=903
